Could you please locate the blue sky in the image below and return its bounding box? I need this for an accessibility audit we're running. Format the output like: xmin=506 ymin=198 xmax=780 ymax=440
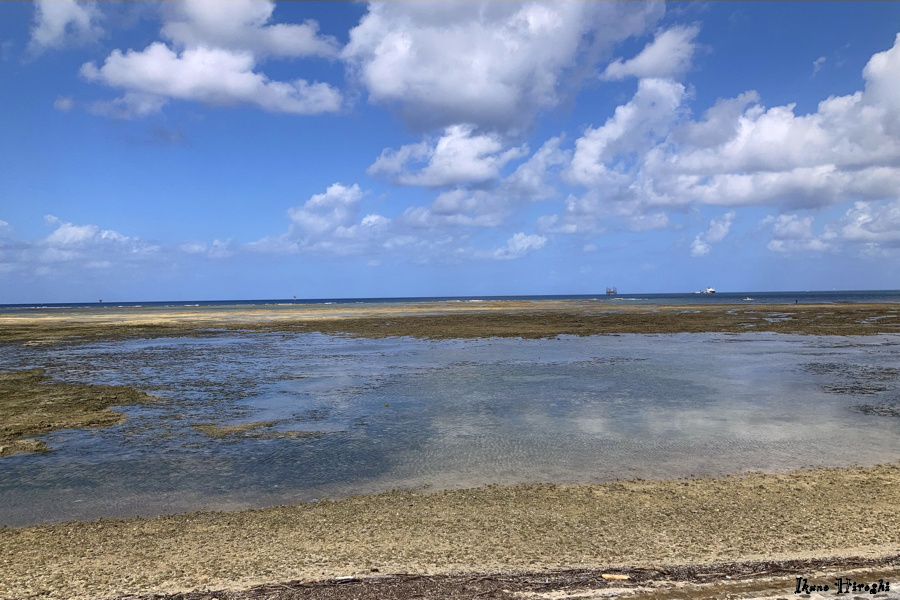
xmin=2 ymin=1 xmax=900 ymax=303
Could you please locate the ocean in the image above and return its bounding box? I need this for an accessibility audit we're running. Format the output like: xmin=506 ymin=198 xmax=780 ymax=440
xmin=3 ymin=289 xmax=900 ymax=313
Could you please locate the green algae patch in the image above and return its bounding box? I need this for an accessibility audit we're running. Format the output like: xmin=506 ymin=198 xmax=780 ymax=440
xmin=0 ymin=368 xmax=157 ymax=457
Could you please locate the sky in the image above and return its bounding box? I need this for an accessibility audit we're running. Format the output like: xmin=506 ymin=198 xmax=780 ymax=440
xmin=2 ymin=1 xmax=900 ymax=303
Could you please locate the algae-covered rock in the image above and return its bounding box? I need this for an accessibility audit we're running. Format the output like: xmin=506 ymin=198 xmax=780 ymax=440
xmin=0 ymin=368 xmax=156 ymax=457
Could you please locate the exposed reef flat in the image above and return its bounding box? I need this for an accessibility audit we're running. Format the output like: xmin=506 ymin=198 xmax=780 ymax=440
xmin=1 ymin=463 xmax=899 ymax=599
xmin=0 ymin=369 xmax=157 ymax=457
xmin=1 ymin=301 xmax=899 ymax=343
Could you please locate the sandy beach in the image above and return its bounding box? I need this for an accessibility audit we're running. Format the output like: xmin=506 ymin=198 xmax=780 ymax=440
xmin=2 ymin=302 xmax=899 ymax=599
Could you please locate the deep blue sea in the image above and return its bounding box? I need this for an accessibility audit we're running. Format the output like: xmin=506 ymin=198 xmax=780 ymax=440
xmin=2 ymin=289 xmax=899 ymax=313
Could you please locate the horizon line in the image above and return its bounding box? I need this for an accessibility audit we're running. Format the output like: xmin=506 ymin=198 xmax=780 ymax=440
xmin=2 ymin=289 xmax=899 ymax=308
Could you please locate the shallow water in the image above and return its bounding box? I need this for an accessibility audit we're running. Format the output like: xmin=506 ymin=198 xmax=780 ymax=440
xmin=2 ymin=332 xmax=899 ymax=527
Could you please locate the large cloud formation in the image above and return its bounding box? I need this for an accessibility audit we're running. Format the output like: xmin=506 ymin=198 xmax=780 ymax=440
xmin=247 ymin=182 xmax=550 ymax=263
xmin=641 ymin=35 xmax=900 ymax=209
xmin=343 ymin=1 xmax=663 ymax=132
xmin=79 ymin=0 xmax=341 ymax=118
xmin=535 ymin=30 xmax=900 ymax=255
xmin=75 ymin=0 xmax=664 ymax=126
xmin=27 ymin=2 xmax=900 ymax=267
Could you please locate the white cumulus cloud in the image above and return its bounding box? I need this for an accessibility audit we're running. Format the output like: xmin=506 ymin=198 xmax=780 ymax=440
xmin=14 ymin=216 xmax=160 ymax=268
xmin=400 ymin=189 xmax=511 ymax=229
xmin=160 ymin=0 xmax=339 ymax=58
xmin=493 ymin=232 xmax=547 ymax=260
xmin=288 ymin=183 xmax=364 ymax=236
xmin=540 ymin=30 xmax=900 ymax=253
xmin=248 ymin=183 xmax=394 ymax=256
xmin=836 ymin=200 xmax=900 ymax=246
xmin=343 ymin=0 xmax=663 ymax=131
xmin=566 ymin=78 xmax=686 ymax=188
xmin=763 ymin=214 xmax=831 ymax=254
xmin=643 ymin=34 xmax=900 ymax=210
xmin=81 ymin=43 xmax=341 ymax=117
xmin=42 ymin=215 xmax=128 ymax=247
xmin=538 ymin=191 xmax=669 ymax=235
xmin=81 ymin=1 xmax=341 ymax=119
xmin=396 ymin=136 xmax=569 ymax=230
xmin=368 ymin=125 xmax=528 ymax=187
xmin=504 ymin=136 xmax=570 ymax=200
xmin=28 ymin=0 xmax=102 ymax=54
xmin=690 ymin=211 xmax=735 ymax=257
xmin=602 ymin=25 xmax=701 ymax=81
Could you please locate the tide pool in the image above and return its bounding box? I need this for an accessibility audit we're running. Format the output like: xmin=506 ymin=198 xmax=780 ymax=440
xmin=1 ymin=331 xmax=899 ymax=526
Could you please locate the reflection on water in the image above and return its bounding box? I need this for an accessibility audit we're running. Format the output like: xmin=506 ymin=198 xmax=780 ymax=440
xmin=2 ymin=332 xmax=899 ymax=526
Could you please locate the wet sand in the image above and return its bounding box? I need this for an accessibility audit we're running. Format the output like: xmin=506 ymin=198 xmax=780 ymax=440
xmin=2 ymin=301 xmax=899 ymax=599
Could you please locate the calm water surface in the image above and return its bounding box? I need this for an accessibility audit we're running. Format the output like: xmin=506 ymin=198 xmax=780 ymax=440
xmin=2 ymin=331 xmax=899 ymax=526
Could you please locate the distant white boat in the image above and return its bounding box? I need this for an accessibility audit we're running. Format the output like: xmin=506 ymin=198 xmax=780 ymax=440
xmin=743 ymin=297 xmax=753 ymax=301
xmin=694 ymin=287 xmax=716 ymax=294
